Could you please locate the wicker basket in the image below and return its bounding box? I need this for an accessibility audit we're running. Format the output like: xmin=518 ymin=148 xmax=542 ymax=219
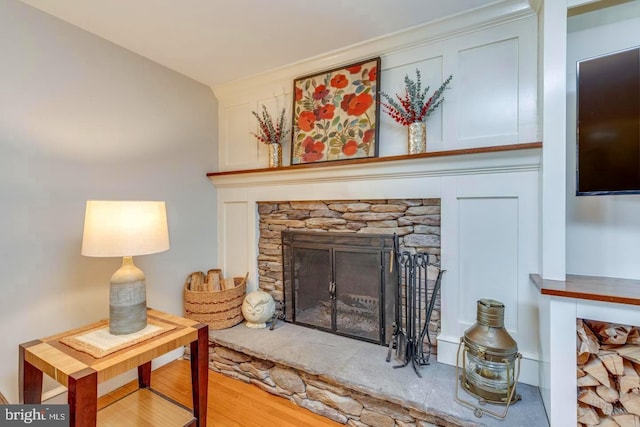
xmin=184 ymin=274 xmax=246 ymax=330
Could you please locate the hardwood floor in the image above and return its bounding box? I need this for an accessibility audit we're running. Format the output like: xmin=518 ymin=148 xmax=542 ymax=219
xmin=98 ymin=359 xmax=342 ymax=427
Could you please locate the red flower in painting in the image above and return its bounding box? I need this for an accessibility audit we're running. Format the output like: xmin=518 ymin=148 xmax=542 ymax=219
xmin=314 ymin=104 xmax=335 ymax=120
xmin=342 ymin=140 xmax=358 ymax=156
xmin=330 ymin=74 xmax=348 ymax=89
xmin=346 ymin=93 xmax=373 ymax=116
xmin=301 ymin=136 xmax=325 ymax=162
xmin=298 ymin=111 xmax=316 ymax=132
xmin=313 ymin=85 xmax=329 ymax=100
xmin=368 ymin=66 xmax=377 ymax=82
xmin=295 ymin=86 xmax=302 ymax=101
xmin=346 ymin=65 xmax=361 ymax=74
xmin=363 ymin=129 xmax=375 ymax=143
xmin=340 ymin=93 xmax=356 ymax=113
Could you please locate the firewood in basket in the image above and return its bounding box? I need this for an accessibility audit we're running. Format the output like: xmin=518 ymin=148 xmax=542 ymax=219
xmin=585 ymin=354 xmax=615 ymax=388
xmin=578 ymin=402 xmax=600 ymax=425
xmin=190 ymin=271 xmax=204 ymax=292
xmin=207 ymin=270 xmax=221 ymax=291
xmin=221 ymin=278 xmax=236 ymax=290
xmin=579 ymin=388 xmax=614 ymax=415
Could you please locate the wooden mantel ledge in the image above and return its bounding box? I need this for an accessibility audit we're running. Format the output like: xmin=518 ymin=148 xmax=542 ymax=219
xmin=530 ymin=273 xmax=640 ymax=306
xmin=207 ymin=141 xmax=542 ymax=177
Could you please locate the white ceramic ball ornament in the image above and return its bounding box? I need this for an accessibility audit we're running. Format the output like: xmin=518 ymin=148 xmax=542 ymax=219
xmin=242 ymin=290 xmax=276 ymax=328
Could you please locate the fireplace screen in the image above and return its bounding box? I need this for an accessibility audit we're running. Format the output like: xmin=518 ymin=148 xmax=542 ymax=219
xmin=282 ymin=231 xmax=396 ymax=345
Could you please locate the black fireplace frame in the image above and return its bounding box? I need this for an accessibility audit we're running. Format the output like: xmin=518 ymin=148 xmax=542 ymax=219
xmin=282 ymin=230 xmax=397 ymax=345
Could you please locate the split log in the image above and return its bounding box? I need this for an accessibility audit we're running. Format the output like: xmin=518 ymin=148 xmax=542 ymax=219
xmin=585 ymin=355 xmax=615 ymax=388
xmin=578 ymin=373 xmax=603 ymax=387
xmin=579 ymin=319 xmax=601 ymax=363
xmin=221 ymin=277 xmax=236 ymax=290
xmin=206 ymin=270 xmax=220 ymax=292
xmin=597 ymin=384 xmax=620 ymax=404
xmin=628 ymin=328 xmax=640 ymax=345
xmin=618 ymin=346 xmax=640 ymax=365
xmin=579 ymin=388 xmax=614 ymax=415
xmin=613 ymin=414 xmax=640 ymax=427
xmin=620 ymin=360 xmax=640 ymax=394
xmin=190 ymin=271 xmax=204 ymax=292
xmin=598 ymin=417 xmax=622 ymax=427
xmin=600 ymin=351 xmax=625 ymax=376
xmin=620 ymin=391 xmax=640 ymax=416
xmin=578 ymin=402 xmax=601 ymax=425
xmin=587 ymin=320 xmax=632 ymax=345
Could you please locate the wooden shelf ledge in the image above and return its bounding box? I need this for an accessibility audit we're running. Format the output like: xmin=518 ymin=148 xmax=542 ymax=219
xmin=530 ymin=273 xmax=640 ymax=306
xmin=207 ymin=142 xmax=542 ymax=177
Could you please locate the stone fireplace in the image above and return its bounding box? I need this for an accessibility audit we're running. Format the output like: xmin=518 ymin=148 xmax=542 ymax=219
xmin=257 ymin=198 xmax=441 ymax=351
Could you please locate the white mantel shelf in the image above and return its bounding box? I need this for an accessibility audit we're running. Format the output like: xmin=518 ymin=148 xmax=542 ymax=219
xmin=207 ymin=142 xmax=542 ymax=188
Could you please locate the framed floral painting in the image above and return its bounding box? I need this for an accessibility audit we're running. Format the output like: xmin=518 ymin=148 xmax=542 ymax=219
xmin=291 ymin=57 xmax=381 ymax=165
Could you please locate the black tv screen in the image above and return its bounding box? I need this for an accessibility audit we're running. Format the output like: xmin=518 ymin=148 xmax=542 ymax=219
xmin=577 ymin=46 xmax=640 ymax=195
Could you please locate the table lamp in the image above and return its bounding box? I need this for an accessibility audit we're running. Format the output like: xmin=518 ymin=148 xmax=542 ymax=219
xmin=81 ymin=200 xmax=170 ymax=335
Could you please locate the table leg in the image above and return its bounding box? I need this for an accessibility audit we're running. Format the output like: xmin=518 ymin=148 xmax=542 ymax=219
xmin=19 ymin=341 xmax=43 ymax=404
xmin=190 ymin=324 xmax=209 ymax=427
xmin=68 ymin=368 xmax=98 ymax=427
xmin=138 ymin=361 xmax=152 ymax=388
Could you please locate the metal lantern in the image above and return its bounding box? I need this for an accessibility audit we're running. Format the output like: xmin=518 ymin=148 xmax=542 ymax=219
xmin=455 ymin=299 xmax=522 ymax=419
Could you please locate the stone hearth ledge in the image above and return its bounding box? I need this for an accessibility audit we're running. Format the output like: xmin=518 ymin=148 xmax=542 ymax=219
xmin=209 ymin=323 xmax=548 ymax=427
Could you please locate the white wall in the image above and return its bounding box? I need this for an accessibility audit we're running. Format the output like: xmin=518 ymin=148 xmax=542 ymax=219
xmin=214 ymin=0 xmax=538 ymax=172
xmin=0 ymin=0 xmax=217 ymax=402
xmin=210 ymin=0 xmax=543 ymax=385
xmin=566 ymin=1 xmax=640 ymax=279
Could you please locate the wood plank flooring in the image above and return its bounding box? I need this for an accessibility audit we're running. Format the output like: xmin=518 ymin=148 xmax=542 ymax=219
xmin=98 ymin=359 xmax=341 ymax=427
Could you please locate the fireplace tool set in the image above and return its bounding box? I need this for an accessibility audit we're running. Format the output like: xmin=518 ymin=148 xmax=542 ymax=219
xmin=386 ymin=250 xmax=443 ymax=378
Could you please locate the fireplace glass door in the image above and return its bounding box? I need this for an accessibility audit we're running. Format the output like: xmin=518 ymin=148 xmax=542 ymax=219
xmin=293 ymin=246 xmax=332 ymax=330
xmin=282 ymin=231 xmax=396 ymax=345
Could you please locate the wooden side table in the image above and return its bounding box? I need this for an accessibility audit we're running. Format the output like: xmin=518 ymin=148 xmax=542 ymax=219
xmin=19 ymin=309 xmax=208 ymax=427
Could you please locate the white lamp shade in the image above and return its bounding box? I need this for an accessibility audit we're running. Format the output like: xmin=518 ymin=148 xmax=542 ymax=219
xmin=81 ymin=200 xmax=170 ymax=257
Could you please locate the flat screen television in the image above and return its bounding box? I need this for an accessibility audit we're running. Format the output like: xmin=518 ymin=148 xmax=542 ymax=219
xmin=576 ymin=46 xmax=640 ymax=195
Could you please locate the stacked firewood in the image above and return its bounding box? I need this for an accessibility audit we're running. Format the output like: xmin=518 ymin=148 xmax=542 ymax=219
xmin=186 ymin=269 xmax=239 ymax=292
xmin=578 ymin=319 xmax=640 ymax=427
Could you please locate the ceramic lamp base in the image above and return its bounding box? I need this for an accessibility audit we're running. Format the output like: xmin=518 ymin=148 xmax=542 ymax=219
xmin=109 ymin=256 xmax=147 ymax=335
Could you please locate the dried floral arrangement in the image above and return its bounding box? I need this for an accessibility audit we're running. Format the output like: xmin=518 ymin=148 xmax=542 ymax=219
xmin=251 ymin=105 xmax=289 ymax=145
xmin=380 ymin=70 xmax=453 ymax=126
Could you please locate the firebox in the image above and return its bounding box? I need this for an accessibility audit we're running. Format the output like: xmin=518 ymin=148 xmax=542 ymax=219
xmin=282 ymin=230 xmax=397 ymax=345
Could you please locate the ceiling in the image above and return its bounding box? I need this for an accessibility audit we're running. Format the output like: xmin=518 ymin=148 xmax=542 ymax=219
xmin=20 ymin=0 xmax=497 ymax=88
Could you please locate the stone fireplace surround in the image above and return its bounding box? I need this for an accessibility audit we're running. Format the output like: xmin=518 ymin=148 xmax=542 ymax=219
xmin=257 ymin=198 xmax=442 ymax=352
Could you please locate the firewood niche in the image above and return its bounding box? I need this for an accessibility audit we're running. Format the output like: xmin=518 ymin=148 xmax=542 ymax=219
xmin=577 ymin=319 xmax=640 ymax=426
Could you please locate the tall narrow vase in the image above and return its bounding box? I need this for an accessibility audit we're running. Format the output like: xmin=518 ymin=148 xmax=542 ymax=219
xmin=268 ymin=143 xmax=282 ymax=168
xmin=408 ymin=122 xmax=426 ymax=154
